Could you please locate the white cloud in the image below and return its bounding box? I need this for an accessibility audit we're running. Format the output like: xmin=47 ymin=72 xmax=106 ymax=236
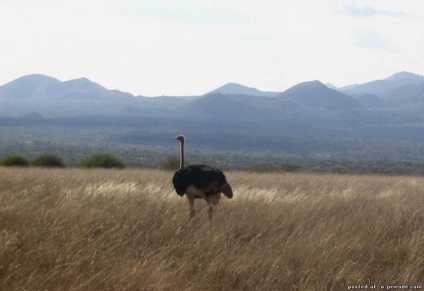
xmin=342 ymin=2 xmax=409 ymax=17
xmin=351 ymin=30 xmax=393 ymax=50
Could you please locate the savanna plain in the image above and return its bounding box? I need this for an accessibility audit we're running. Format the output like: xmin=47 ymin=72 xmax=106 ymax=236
xmin=1 ymin=168 xmax=424 ymax=290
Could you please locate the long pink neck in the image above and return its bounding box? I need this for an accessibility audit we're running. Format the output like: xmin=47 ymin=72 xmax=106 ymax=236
xmin=179 ymin=138 xmax=185 ymax=169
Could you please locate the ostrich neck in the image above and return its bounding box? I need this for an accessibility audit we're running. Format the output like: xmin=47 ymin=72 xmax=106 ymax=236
xmin=179 ymin=140 xmax=185 ymax=169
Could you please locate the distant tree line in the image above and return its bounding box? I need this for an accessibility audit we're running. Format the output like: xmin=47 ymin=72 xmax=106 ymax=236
xmin=0 ymin=153 xmax=125 ymax=169
xmin=3 ymin=152 xmax=424 ymax=176
xmin=248 ymin=162 xmax=303 ymax=173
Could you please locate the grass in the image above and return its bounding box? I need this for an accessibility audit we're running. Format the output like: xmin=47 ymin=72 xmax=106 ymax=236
xmin=1 ymin=168 xmax=424 ymax=290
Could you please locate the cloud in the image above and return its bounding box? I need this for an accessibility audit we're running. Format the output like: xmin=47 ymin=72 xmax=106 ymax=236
xmin=343 ymin=3 xmax=408 ymax=17
xmin=351 ymin=30 xmax=393 ymax=50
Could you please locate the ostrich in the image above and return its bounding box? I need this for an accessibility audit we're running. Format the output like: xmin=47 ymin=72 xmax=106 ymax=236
xmin=172 ymin=135 xmax=233 ymax=219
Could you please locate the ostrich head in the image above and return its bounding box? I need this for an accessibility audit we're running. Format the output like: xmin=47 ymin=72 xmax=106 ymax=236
xmin=174 ymin=135 xmax=185 ymax=143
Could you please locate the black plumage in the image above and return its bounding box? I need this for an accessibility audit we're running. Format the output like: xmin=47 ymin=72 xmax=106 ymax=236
xmin=172 ymin=164 xmax=228 ymax=197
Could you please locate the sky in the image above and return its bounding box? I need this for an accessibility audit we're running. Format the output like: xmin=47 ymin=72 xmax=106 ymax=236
xmin=0 ymin=0 xmax=423 ymax=96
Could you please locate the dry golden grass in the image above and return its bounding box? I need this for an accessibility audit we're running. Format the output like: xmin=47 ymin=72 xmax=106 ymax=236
xmin=1 ymin=168 xmax=424 ymax=290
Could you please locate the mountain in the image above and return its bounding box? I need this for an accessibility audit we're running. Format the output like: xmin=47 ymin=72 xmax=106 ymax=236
xmin=180 ymin=81 xmax=364 ymax=126
xmin=386 ymin=71 xmax=424 ymax=83
xmin=351 ymin=93 xmax=384 ymax=109
xmin=325 ymin=83 xmax=338 ymax=90
xmin=182 ymin=93 xmax=264 ymax=120
xmin=180 ymin=92 xmax=306 ymax=124
xmin=277 ymin=80 xmax=363 ymax=112
xmin=0 ymin=74 xmax=61 ymax=99
xmin=380 ymin=82 xmax=424 ymax=110
xmin=206 ymin=83 xmax=280 ymax=97
xmin=52 ymin=78 xmax=136 ymax=100
xmin=338 ymin=84 xmax=359 ymax=91
xmin=341 ymin=72 xmax=424 ymax=96
xmin=0 ymin=74 xmax=150 ymax=117
xmin=0 ymin=74 xmax=135 ymax=101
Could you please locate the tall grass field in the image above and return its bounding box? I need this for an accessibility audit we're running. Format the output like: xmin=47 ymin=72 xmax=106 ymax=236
xmin=1 ymin=168 xmax=424 ymax=290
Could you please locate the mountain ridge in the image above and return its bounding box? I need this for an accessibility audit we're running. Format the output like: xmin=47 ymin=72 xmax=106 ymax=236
xmin=1 ymin=71 xmax=423 ymax=100
xmin=277 ymin=80 xmax=363 ymax=112
xmin=339 ymin=72 xmax=424 ymax=96
xmin=0 ymin=71 xmax=423 ymax=119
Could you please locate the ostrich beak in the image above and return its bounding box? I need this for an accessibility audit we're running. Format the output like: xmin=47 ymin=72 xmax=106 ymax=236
xmin=220 ymin=182 xmax=233 ymax=199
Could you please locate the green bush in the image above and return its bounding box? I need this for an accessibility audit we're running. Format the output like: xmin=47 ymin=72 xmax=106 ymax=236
xmin=248 ymin=162 xmax=302 ymax=173
xmin=162 ymin=157 xmax=180 ymax=170
xmin=162 ymin=157 xmax=188 ymax=170
xmin=80 ymin=154 xmax=125 ymax=169
xmin=248 ymin=162 xmax=279 ymax=173
xmin=32 ymin=154 xmax=66 ymax=168
xmin=0 ymin=155 xmax=30 ymax=167
xmin=280 ymin=163 xmax=302 ymax=173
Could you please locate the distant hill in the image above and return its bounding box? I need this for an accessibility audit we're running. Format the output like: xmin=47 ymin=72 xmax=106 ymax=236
xmin=206 ymin=83 xmax=280 ymax=97
xmin=341 ymin=72 xmax=424 ymax=96
xmin=179 ymin=92 xmax=304 ymax=125
xmin=278 ymin=80 xmax=363 ymax=112
xmin=0 ymin=74 xmax=135 ymax=101
xmin=351 ymin=93 xmax=384 ymax=109
xmin=380 ymin=82 xmax=424 ymax=110
xmin=324 ymin=83 xmax=338 ymax=90
xmin=386 ymin=71 xmax=424 ymax=83
xmin=0 ymin=74 xmax=151 ymax=116
xmin=182 ymin=93 xmax=264 ymax=120
xmin=180 ymin=81 xmax=365 ymax=126
xmin=0 ymin=74 xmax=61 ymax=99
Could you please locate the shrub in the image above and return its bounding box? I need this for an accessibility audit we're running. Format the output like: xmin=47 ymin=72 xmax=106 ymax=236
xmin=80 ymin=154 xmax=125 ymax=169
xmin=32 ymin=154 xmax=66 ymax=168
xmin=248 ymin=162 xmax=279 ymax=173
xmin=162 ymin=157 xmax=187 ymax=170
xmin=248 ymin=162 xmax=302 ymax=173
xmin=281 ymin=163 xmax=302 ymax=173
xmin=0 ymin=155 xmax=30 ymax=167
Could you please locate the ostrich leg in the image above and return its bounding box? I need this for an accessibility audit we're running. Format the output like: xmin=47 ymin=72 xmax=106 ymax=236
xmin=187 ymin=195 xmax=195 ymax=219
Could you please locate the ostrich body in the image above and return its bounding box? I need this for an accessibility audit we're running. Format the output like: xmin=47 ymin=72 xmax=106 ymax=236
xmin=172 ymin=135 xmax=233 ymax=219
